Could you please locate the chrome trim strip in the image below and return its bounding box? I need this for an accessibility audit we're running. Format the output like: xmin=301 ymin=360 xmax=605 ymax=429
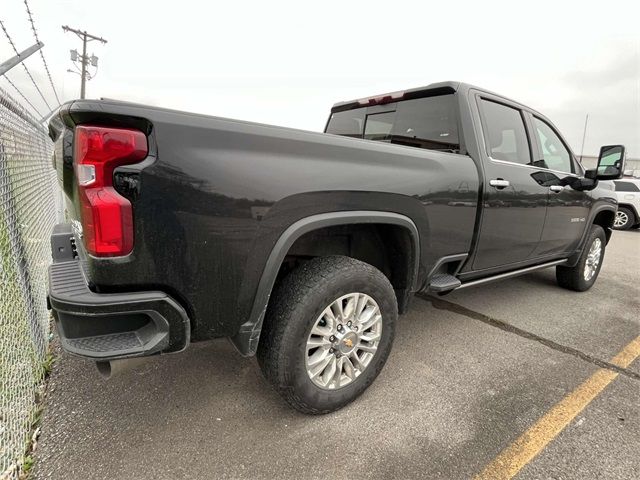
xmin=488 ymin=156 xmax=579 ymax=178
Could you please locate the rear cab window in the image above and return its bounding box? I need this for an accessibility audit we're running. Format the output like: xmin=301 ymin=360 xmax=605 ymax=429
xmin=326 ymin=94 xmax=460 ymax=153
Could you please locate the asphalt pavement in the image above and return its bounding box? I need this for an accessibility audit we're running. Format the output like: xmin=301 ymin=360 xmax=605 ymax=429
xmin=33 ymin=230 xmax=639 ymax=479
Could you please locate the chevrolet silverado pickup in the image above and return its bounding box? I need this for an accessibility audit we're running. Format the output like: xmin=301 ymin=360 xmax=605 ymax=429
xmin=47 ymin=81 xmax=626 ymax=414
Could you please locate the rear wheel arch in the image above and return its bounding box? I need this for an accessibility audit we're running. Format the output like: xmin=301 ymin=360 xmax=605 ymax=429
xmin=256 ymin=255 xmax=398 ymax=413
xmin=231 ymin=211 xmax=420 ymax=356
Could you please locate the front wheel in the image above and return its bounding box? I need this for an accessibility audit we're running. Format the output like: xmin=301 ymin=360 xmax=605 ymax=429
xmin=257 ymin=256 xmax=397 ymax=414
xmin=556 ymin=224 xmax=606 ymax=292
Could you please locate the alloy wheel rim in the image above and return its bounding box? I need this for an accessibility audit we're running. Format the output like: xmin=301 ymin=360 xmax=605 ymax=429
xmin=305 ymin=293 xmax=382 ymax=390
xmin=614 ymin=211 xmax=628 ymax=228
xmin=584 ymin=237 xmax=602 ymax=281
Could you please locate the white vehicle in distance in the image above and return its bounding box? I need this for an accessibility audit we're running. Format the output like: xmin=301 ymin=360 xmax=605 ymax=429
xmin=613 ymin=178 xmax=640 ymax=230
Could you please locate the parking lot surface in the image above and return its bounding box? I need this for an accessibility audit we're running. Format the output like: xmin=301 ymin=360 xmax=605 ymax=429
xmin=34 ymin=231 xmax=639 ymax=479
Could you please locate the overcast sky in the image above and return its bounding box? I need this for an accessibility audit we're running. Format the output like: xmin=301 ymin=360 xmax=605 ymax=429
xmin=2 ymin=0 xmax=638 ymax=157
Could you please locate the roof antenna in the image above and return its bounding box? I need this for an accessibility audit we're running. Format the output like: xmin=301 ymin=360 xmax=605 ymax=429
xmin=579 ymin=114 xmax=589 ymax=163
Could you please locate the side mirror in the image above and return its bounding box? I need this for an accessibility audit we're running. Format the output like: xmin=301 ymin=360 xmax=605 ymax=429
xmin=560 ymin=174 xmax=597 ymax=191
xmin=596 ymin=145 xmax=626 ymax=180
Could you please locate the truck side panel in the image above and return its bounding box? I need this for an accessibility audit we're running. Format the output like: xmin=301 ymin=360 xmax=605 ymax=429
xmin=59 ymin=100 xmax=479 ymax=340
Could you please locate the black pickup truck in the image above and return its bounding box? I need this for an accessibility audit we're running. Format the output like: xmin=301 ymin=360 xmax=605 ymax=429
xmin=47 ymin=81 xmax=626 ymax=413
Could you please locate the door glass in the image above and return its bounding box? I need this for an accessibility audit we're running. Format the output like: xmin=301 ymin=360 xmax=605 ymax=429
xmin=532 ymin=117 xmax=573 ymax=173
xmin=480 ymin=99 xmax=531 ymax=164
xmin=614 ymin=181 xmax=640 ymax=192
xmin=364 ymin=112 xmax=396 ymax=141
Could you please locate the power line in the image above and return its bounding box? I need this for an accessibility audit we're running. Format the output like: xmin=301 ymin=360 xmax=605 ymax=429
xmin=23 ymin=0 xmax=61 ymax=105
xmin=2 ymin=74 xmax=44 ymax=117
xmin=0 ymin=18 xmax=52 ymax=111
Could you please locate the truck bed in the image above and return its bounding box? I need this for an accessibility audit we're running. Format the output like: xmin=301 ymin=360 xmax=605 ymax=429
xmin=50 ymin=98 xmax=479 ymax=343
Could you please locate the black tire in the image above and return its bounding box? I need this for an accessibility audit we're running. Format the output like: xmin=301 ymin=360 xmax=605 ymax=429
xmin=257 ymin=256 xmax=397 ymax=414
xmin=556 ymin=225 xmax=606 ymax=292
xmin=613 ymin=207 xmax=634 ymax=231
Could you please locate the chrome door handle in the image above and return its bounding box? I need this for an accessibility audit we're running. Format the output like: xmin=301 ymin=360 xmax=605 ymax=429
xmin=489 ymin=179 xmax=510 ymax=188
xmin=549 ymin=185 xmax=564 ymax=192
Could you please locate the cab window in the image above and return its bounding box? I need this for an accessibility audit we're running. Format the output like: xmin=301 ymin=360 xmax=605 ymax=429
xmin=326 ymin=109 xmax=365 ymax=138
xmin=326 ymin=94 xmax=460 ymax=153
xmin=364 ymin=111 xmax=395 ymax=141
xmin=479 ymin=99 xmax=531 ymax=165
xmin=532 ymin=117 xmax=573 ymax=173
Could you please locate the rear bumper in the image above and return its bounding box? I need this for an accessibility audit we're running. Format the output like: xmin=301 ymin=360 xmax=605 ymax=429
xmin=48 ymin=223 xmax=190 ymax=360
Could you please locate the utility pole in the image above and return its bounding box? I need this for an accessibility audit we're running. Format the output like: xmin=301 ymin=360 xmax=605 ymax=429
xmin=62 ymin=26 xmax=107 ymax=99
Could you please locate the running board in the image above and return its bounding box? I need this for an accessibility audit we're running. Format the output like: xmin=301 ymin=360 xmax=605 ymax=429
xmin=429 ymin=273 xmax=462 ymax=292
xmin=455 ymin=259 xmax=568 ymax=290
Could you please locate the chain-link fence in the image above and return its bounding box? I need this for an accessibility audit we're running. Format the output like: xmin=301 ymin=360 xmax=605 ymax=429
xmin=0 ymin=86 xmax=62 ymax=479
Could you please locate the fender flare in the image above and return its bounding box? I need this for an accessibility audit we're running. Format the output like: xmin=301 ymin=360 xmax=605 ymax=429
xmin=230 ymin=211 xmax=420 ymax=356
xmin=566 ymin=204 xmax=616 ymax=266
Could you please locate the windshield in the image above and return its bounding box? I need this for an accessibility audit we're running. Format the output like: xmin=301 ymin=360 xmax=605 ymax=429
xmin=325 ymin=94 xmax=460 ymax=153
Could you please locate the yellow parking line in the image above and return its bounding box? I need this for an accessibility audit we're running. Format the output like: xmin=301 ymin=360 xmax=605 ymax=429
xmin=475 ymin=336 xmax=640 ymax=480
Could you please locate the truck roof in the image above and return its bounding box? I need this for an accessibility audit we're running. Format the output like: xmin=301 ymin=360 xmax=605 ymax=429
xmin=330 ymin=81 xmax=533 ymax=114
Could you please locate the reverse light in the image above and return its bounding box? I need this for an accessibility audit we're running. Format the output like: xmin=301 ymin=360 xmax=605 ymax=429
xmin=77 ymin=164 xmax=96 ymax=186
xmin=74 ymin=125 xmax=148 ymax=257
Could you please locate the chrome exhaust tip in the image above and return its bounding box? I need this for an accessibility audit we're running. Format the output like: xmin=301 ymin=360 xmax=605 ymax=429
xmin=96 ymin=356 xmax=151 ymax=379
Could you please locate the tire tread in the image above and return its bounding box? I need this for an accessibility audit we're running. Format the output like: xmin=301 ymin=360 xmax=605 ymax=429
xmin=257 ymin=256 xmax=396 ymax=414
xmin=556 ymin=224 xmax=606 ymax=292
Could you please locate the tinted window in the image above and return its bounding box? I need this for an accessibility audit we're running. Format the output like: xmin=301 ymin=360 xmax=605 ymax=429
xmin=533 ymin=117 xmax=573 ymax=173
xmin=325 ymin=109 xmax=365 ymax=138
xmin=326 ymin=94 xmax=460 ymax=152
xmin=390 ymin=95 xmax=459 ymax=151
xmin=364 ymin=111 xmax=395 ymax=141
xmin=480 ymin=99 xmax=531 ymax=164
xmin=614 ymin=181 xmax=640 ymax=192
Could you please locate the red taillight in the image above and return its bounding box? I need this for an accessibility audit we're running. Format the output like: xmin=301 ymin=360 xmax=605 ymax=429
xmin=357 ymin=90 xmax=405 ymax=106
xmin=74 ymin=125 xmax=147 ymax=257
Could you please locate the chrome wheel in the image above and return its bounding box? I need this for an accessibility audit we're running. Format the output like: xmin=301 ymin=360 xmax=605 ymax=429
xmin=583 ymin=237 xmax=602 ymax=281
xmin=305 ymin=293 xmax=382 ymax=390
xmin=614 ymin=211 xmax=629 ymax=228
